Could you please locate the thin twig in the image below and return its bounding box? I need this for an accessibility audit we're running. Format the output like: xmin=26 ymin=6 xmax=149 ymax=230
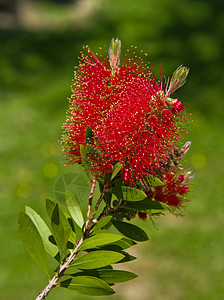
xmin=87 ymin=177 xmax=97 ymax=217
xmin=35 ymin=238 xmax=83 ymax=300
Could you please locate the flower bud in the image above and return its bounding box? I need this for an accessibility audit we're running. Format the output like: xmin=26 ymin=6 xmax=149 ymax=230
xmin=166 ymin=65 xmax=189 ymax=96
xmin=109 ymin=38 xmax=121 ymax=74
xmin=179 ymin=141 xmax=191 ymax=157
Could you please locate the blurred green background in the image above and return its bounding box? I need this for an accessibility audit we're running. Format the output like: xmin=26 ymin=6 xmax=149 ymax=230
xmin=0 ymin=0 xmax=224 ymax=299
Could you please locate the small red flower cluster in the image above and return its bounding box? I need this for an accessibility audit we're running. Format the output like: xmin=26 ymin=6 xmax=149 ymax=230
xmin=62 ymin=38 xmax=189 ymax=188
xmin=151 ymin=172 xmax=190 ymax=207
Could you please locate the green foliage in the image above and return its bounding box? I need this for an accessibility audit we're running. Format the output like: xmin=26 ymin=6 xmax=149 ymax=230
xmin=111 ymin=162 xmax=123 ymax=180
xmin=146 ymin=175 xmax=164 ymax=187
xmin=67 ymin=269 xmax=137 ymax=284
xmin=125 ymin=199 xmax=169 ymax=214
xmin=71 ymin=250 xmax=125 ymax=269
xmin=65 ymin=189 xmax=84 ymax=228
xmin=85 ymin=126 xmax=94 ymax=145
xmin=112 ymin=220 xmax=149 ymax=241
xmin=111 ymin=186 xmax=147 ymax=201
xmin=59 ymin=276 xmax=115 ymax=295
xmin=18 ymin=210 xmax=50 ymax=277
xmin=98 ymin=238 xmax=136 ymax=251
xmin=51 ymin=204 xmax=71 ymax=261
xmin=91 ymin=216 xmax=113 ymax=232
xmin=78 ymin=233 xmax=123 ymax=251
xmin=25 ymin=206 xmax=58 ymax=258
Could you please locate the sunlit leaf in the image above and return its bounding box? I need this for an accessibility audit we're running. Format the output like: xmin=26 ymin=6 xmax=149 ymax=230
xmin=91 ymin=216 xmax=113 ymax=232
xmin=71 ymin=250 xmax=124 ymax=269
xmin=65 ymin=189 xmax=84 ymax=228
xmin=45 ymin=198 xmax=56 ymax=219
xmin=111 ymin=186 xmax=147 ymax=202
xmin=78 ymin=233 xmax=123 ymax=252
xmin=60 ymin=276 xmax=115 ymax=295
xmin=25 ymin=206 xmax=58 ymax=258
xmin=146 ymin=175 xmax=164 ymax=187
xmin=68 ymin=269 xmax=137 ymax=284
xmin=99 ymin=238 xmax=136 ymax=251
xmin=51 ymin=204 xmax=71 ymax=260
xmin=111 ymin=162 xmax=123 ymax=180
xmin=112 ymin=220 xmax=149 ymax=241
xmin=18 ymin=210 xmax=49 ymax=277
xmin=97 ymin=269 xmax=137 ymax=283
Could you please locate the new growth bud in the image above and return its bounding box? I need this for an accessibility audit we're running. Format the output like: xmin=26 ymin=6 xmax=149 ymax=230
xmin=109 ymin=38 xmax=121 ymax=75
xmin=166 ymin=65 xmax=189 ymax=96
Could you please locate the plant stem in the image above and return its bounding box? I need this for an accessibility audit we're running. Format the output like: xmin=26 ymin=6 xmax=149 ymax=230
xmin=85 ymin=176 xmax=97 ymax=229
xmin=91 ymin=181 xmax=110 ymax=218
xmin=35 ymin=179 xmax=110 ymax=299
xmin=35 ymin=238 xmax=83 ymax=300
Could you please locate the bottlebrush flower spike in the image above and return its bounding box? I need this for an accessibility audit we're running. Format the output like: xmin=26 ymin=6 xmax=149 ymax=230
xmin=62 ymin=38 xmax=190 ymax=187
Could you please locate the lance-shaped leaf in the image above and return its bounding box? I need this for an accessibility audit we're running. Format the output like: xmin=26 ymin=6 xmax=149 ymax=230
xmin=85 ymin=125 xmax=94 ymax=145
xmin=25 ymin=206 xmax=58 ymax=258
xmin=68 ymin=269 xmax=137 ymax=284
xmin=65 ymin=189 xmax=84 ymax=228
xmin=99 ymin=238 xmax=136 ymax=251
xmin=45 ymin=198 xmax=56 ymax=219
xmin=97 ymin=269 xmax=137 ymax=283
xmin=51 ymin=204 xmax=71 ymax=261
xmin=111 ymin=186 xmax=147 ymax=202
xmin=112 ymin=220 xmax=149 ymax=241
xmin=116 ymin=250 xmax=137 ymax=263
xmin=18 ymin=210 xmax=49 ymax=277
xmin=71 ymin=250 xmax=125 ymax=269
xmin=125 ymin=199 xmax=169 ymax=214
xmin=45 ymin=199 xmax=76 ymax=244
xmin=78 ymin=233 xmax=123 ymax=252
xmin=111 ymin=162 xmax=123 ymax=180
xmin=60 ymin=276 xmax=115 ymax=295
xmin=91 ymin=216 xmax=113 ymax=232
xmin=146 ymin=174 xmax=164 ymax=187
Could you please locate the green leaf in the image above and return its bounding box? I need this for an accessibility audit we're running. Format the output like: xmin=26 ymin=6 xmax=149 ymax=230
xmin=97 ymin=269 xmax=137 ymax=283
xmin=116 ymin=250 xmax=137 ymax=263
xmin=112 ymin=220 xmax=149 ymax=241
xmin=65 ymin=190 xmax=84 ymax=228
xmin=51 ymin=204 xmax=71 ymax=260
xmin=85 ymin=126 xmax=94 ymax=145
xmin=45 ymin=198 xmax=56 ymax=219
xmin=68 ymin=269 xmax=137 ymax=284
xmin=146 ymin=175 xmax=164 ymax=187
xmin=111 ymin=162 xmax=123 ymax=180
xmin=99 ymin=238 xmax=136 ymax=251
xmin=72 ymin=250 xmax=125 ymax=269
xmin=18 ymin=210 xmax=49 ymax=276
xmin=25 ymin=206 xmax=58 ymax=258
xmin=78 ymin=233 xmax=123 ymax=252
xmin=125 ymin=199 xmax=169 ymax=214
xmin=60 ymin=276 xmax=115 ymax=295
xmin=91 ymin=216 xmax=113 ymax=232
xmin=111 ymin=186 xmax=147 ymax=201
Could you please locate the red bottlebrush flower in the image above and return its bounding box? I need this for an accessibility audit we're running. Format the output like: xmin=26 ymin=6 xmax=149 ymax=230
xmin=151 ymin=171 xmax=190 ymax=208
xmin=62 ymin=38 xmax=189 ymax=186
xmin=172 ymin=100 xmax=184 ymax=114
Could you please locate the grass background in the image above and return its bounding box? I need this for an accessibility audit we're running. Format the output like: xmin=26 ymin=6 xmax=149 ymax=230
xmin=0 ymin=0 xmax=224 ymax=299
